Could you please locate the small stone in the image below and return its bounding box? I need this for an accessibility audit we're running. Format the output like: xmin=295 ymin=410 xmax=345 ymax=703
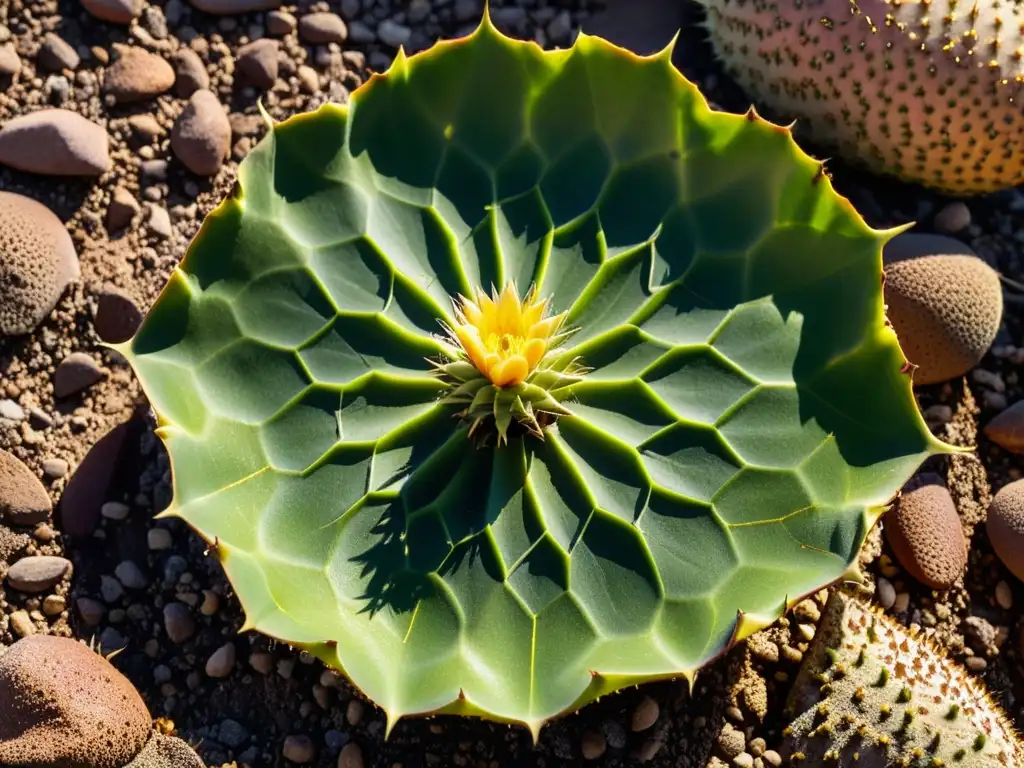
xmin=300 ymin=12 xmax=348 ymax=44
xmin=0 ymin=449 xmax=52 ymax=525
xmin=0 ymin=109 xmax=110 ymax=176
xmin=995 ymin=580 xmax=1013 ymax=610
xmin=0 ymin=44 xmax=20 ymax=76
xmin=716 ymin=724 xmax=745 ymax=759
xmin=6 ymin=555 xmax=71 ymax=593
xmin=236 ymin=39 xmax=279 ymax=89
xmin=115 ymin=560 xmax=147 ymax=589
xmin=76 ymin=597 xmax=105 ymax=626
xmin=94 ymin=285 xmax=142 ymax=343
xmin=43 ymin=594 xmax=65 ymax=615
xmin=297 ymin=65 xmax=319 ymax=94
xmin=934 ymin=201 xmax=971 ymax=234
xmin=345 ymin=698 xmax=364 ymax=726
xmin=101 ymin=500 xmax=130 ymax=520
xmin=762 ymin=751 xmax=782 ymax=767
xmin=630 ymin=695 xmax=659 ymax=732
xmin=733 ymin=754 xmax=755 ymax=768
xmin=146 ymin=204 xmax=172 ymax=239
xmin=105 ymin=186 xmax=139 ymax=231
xmin=267 ymin=10 xmax=297 ymax=35
xmin=187 ymin=0 xmax=281 ymax=13
xmin=102 ymin=45 xmax=175 ymax=103
xmin=984 ymin=400 xmax=1024 ymax=454
xmin=82 ymin=0 xmax=142 ymax=23
xmin=885 ymin=473 xmax=967 ymax=589
xmin=42 ymin=458 xmax=68 ymax=478
xmin=965 ymin=655 xmax=987 ymax=672
xmin=100 ymin=574 xmax=125 ymax=603
xmin=127 ymin=114 xmax=163 ymax=141
xmin=581 ymin=729 xmax=606 ymax=760
xmin=163 ymin=601 xmax=196 ymax=643
xmin=10 ymin=610 xmax=35 ymax=637
xmin=377 ymin=19 xmax=411 ymax=47
xmin=170 ymin=48 xmax=209 ymax=98
xmin=876 ymin=576 xmax=896 ymax=609
xmin=53 ymin=352 xmax=107 ymax=398
xmin=171 ymin=89 xmax=231 ymax=176
xmin=283 ymin=735 xmax=316 ymax=763
xmin=0 ymin=400 xmax=24 ymax=421
xmin=988 ymin=479 xmax=1024 ymax=581
xmin=638 ymin=738 xmax=664 ymax=762
xmin=793 ymin=599 xmax=820 ymax=623
xmin=748 ymin=738 xmax=766 ymax=757
xmin=206 ymin=642 xmax=236 ymax=677
xmin=348 ymin=21 xmax=375 ymax=43
xmin=249 ymin=651 xmax=273 ymax=674
xmin=893 ymin=591 xmax=910 ymax=613
xmin=148 ymin=527 xmax=173 ymax=550
xmin=200 ymin=589 xmax=219 ymax=616
xmin=38 ymin=33 xmax=80 ymax=72
xmin=337 ymin=742 xmax=363 ymax=768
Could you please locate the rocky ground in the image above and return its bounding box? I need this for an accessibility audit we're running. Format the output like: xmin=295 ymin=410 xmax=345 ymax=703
xmin=1 ymin=0 xmax=1023 ymax=767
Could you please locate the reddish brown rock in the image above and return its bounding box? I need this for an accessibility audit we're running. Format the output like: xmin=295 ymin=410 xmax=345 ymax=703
xmin=102 ymin=45 xmax=175 ymax=103
xmin=885 ymin=473 xmax=968 ymax=589
xmin=53 ymin=352 xmax=107 ymax=398
xmin=58 ymin=416 xmax=133 ymax=537
xmin=0 ymin=109 xmax=110 ymax=176
xmin=985 ymin=401 xmax=1024 ymax=454
xmin=0 ymin=635 xmax=151 ymax=767
xmin=0 ymin=449 xmax=51 ymax=525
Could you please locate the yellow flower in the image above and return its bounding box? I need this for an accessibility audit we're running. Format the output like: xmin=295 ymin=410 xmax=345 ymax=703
xmin=449 ymin=283 xmax=568 ymax=388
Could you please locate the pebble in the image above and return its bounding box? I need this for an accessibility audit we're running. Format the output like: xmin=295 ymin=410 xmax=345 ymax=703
xmin=996 ymin=580 xmax=1013 ymax=610
xmin=218 ymin=719 xmax=249 ymax=749
xmin=630 ymin=695 xmax=659 ymax=731
xmin=984 ymin=400 xmax=1024 ymax=454
xmin=43 ymin=595 xmax=65 ymax=616
xmin=0 ymin=399 xmax=24 ymax=421
xmin=876 ymin=576 xmax=896 ymax=609
xmin=377 ymin=19 xmax=411 ymax=47
xmin=638 ymin=738 xmax=664 ymax=762
xmin=885 ymin=474 xmax=967 ymax=589
xmin=6 ymin=555 xmax=71 ymax=593
xmin=236 ymin=39 xmax=279 ymax=89
xmin=348 ymin=21 xmax=375 ymax=44
xmin=0 ymin=109 xmax=110 ymax=175
xmin=127 ymin=113 xmax=163 ymax=141
xmin=38 ymin=33 xmax=80 ymax=72
xmin=53 ymin=352 xmax=107 ymax=398
xmin=171 ymin=89 xmax=231 ymax=176
xmin=0 ymin=44 xmax=20 ymax=75
xmin=82 ymin=0 xmax=142 ymax=23
xmin=283 ymin=735 xmax=316 ymax=763
xmin=249 ymin=651 xmax=273 ymax=674
xmin=100 ymin=574 xmax=125 ymax=603
xmin=94 ymin=285 xmax=142 ymax=343
xmin=206 ymin=642 xmax=236 ymax=677
xmin=299 ymin=12 xmax=348 ymax=43
xmin=102 ymin=45 xmax=175 ymax=102
xmin=146 ymin=204 xmax=172 ymax=238
xmin=267 ymin=10 xmax=297 ymax=35
xmin=0 ymin=449 xmax=52 ymax=525
xmin=200 ymin=589 xmax=220 ymax=615
xmin=966 ymin=655 xmax=987 ymax=672
xmin=105 ymin=186 xmax=140 ymax=231
xmin=893 ymin=591 xmax=910 ymax=613
xmin=163 ymin=601 xmax=196 ymax=643
xmin=748 ymin=738 xmax=766 ymax=757
xmin=148 ymin=527 xmax=173 ymax=550
xmin=337 ymin=742 xmax=363 ymax=768
xmin=59 ymin=418 xmax=131 ymax=538
xmin=987 ymin=479 xmax=1024 ymax=581
xmin=41 ymin=458 xmax=68 ymax=478
xmin=762 ymin=751 xmax=782 ymax=767
xmin=716 ymin=724 xmax=745 ymax=759
xmin=100 ymin=500 xmax=129 ymax=520
xmin=297 ymin=65 xmax=319 ymax=94
xmin=76 ymin=597 xmax=105 ymax=626
xmin=733 ymin=754 xmax=754 ymax=768
xmin=345 ymin=699 xmax=364 ymax=726
xmin=10 ymin=609 xmax=35 ymax=637
xmin=934 ymin=201 xmax=971 ymax=234
xmin=170 ymin=48 xmax=209 ymax=98
xmin=580 ymin=730 xmax=606 ymax=760
xmin=115 ymin=560 xmax=147 ymax=589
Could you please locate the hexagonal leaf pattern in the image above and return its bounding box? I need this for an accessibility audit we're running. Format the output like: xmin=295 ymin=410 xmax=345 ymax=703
xmin=120 ymin=15 xmax=955 ymax=736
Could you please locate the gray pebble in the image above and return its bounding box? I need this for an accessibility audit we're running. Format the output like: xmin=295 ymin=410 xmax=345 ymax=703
xmin=115 ymin=560 xmax=148 ymax=589
xmin=218 ymin=719 xmax=249 ymax=749
xmin=6 ymin=555 xmax=71 ymax=593
xmin=377 ymin=19 xmax=411 ymax=47
xmin=76 ymin=596 xmax=106 ymax=626
xmin=934 ymin=201 xmax=971 ymax=234
xmin=38 ymin=33 xmax=80 ymax=72
xmin=163 ymin=601 xmax=196 ymax=643
xmin=100 ymin=574 xmax=125 ymax=603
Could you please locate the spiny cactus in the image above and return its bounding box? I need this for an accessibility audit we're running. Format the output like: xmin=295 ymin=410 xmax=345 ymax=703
xmin=783 ymin=589 xmax=1023 ymax=766
xmin=695 ymin=0 xmax=1024 ymax=195
xmin=117 ymin=13 xmax=955 ymax=736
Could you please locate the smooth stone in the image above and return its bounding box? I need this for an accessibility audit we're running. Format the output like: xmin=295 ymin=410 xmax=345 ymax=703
xmin=102 ymin=45 xmax=175 ymax=103
xmin=53 ymin=352 xmax=107 ymax=398
xmin=0 ymin=109 xmax=110 ymax=175
xmin=82 ymin=0 xmax=143 ymax=24
xmin=0 ymin=449 xmax=52 ymax=525
xmin=171 ymin=89 xmax=230 ymax=176
xmin=6 ymin=555 xmax=71 ymax=593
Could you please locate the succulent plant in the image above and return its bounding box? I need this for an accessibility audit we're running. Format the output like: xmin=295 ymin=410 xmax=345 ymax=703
xmin=695 ymin=0 xmax=1024 ymax=195
xmin=117 ymin=14 xmax=955 ymax=735
xmin=783 ymin=589 xmax=1023 ymax=766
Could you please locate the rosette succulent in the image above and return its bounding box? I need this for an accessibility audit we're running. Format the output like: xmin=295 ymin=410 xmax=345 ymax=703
xmin=118 ymin=13 xmax=956 ymax=736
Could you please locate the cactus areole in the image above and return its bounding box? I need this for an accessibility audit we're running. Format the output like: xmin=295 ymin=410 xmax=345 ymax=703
xmin=119 ymin=13 xmax=956 ymax=737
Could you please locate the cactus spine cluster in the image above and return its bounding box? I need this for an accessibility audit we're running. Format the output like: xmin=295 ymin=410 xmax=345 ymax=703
xmin=696 ymin=0 xmax=1024 ymax=194
xmin=783 ymin=589 xmax=1023 ymax=766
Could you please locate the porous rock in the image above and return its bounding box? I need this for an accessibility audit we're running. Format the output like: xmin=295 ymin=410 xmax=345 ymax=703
xmin=124 ymin=734 xmax=207 ymax=768
xmin=988 ymin=479 xmax=1024 ymax=583
xmin=882 ymin=244 xmax=1002 ymax=386
xmin=0 ymin=109 xmax=110 ymax=175
xmin=0 ymin=191 xmax=80 ymax=336
xmin=885 ymin=473 xmax=967 ymax=589
xmin=0 ymin=635 xmax=151 ymax=767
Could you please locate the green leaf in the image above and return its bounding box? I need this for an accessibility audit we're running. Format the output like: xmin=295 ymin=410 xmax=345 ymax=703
xmin=123 ymin=12 xmax=956 ymax=738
